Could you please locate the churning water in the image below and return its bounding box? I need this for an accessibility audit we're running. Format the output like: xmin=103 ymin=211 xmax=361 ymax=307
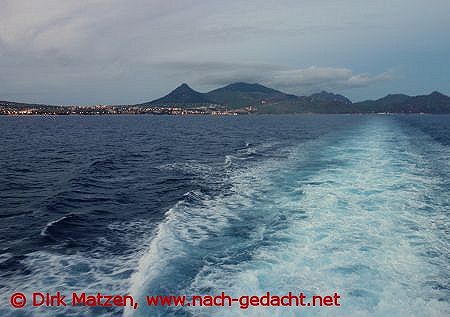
xmin=0 ymin=115 xmax=448 ymax=317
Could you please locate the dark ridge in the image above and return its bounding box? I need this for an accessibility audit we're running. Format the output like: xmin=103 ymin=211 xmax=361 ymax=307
xmin=143 ymin=83 xmax=211 ymax=106
xmin=1 ymin=83 xmax=450 ymax=114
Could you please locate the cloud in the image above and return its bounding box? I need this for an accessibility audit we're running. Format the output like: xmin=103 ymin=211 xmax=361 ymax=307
xmin=154 ymin=61 xmax=276 ymax=85
xmin=153 ymin=61 xmax=392 ymax=95
xmin=0 ymin=0 xmax=447 ymax=103
xmin=267 ymin=66 xmax=393 ymax=93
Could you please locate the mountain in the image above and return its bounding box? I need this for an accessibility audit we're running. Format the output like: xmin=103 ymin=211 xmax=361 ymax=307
xmin=137 ymin=82 xmax=450 ymax=113
xmin=308 ymin=91 xmax=352 ymax=105
xmin=205 ymin=82 xmax=298 ymax=107
xmin=5 ymin=82 xmax=444 ymax=114
xmin=140 ymin=81 xmax=307 ymax=111
xmin=354 ymin=91 xmax=450 ymax=114
xmin=3 ymin=84 xmax=450 ymax=114
xmin=142 ymin=83 xmax=211 ymax=106
xmin=137 ymin=81 xmax=356 ymax=112
xmin=275 ymin=91 xmax=353 ymax=114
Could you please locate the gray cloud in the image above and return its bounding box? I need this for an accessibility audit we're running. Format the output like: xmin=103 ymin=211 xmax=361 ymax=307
xmin=0 ymin=0 xmax=449 ymax=104
xmin=266 ymin=67 xmax=393 ymax=93
xmin=152 ymin=61 xmax=392 ymax=95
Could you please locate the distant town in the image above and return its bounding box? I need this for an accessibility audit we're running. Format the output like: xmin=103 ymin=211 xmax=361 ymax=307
xmin=1 ymin=82 xmax=450 ymax=115
xmin=0 ymin=103 xmax=257 ymax=116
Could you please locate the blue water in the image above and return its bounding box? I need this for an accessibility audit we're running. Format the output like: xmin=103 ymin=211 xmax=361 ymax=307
xmin=0 ymin=115 xmax=449 ymax=317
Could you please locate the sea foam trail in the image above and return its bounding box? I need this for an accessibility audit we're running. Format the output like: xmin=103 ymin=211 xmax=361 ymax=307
xmin=125 ymin=117 xmax=449 ymax=317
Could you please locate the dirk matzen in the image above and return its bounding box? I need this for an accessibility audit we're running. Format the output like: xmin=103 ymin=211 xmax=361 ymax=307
xmin=32 ymin=292 xmax=138 ymax=309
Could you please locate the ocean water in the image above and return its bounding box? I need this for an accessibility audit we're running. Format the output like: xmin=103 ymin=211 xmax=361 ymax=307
xmin=0 ymin=114 xmax=448 ymax=317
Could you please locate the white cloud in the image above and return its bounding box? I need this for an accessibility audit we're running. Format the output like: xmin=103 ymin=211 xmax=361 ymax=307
xmin=157 ymin=62 xmax=392 ymax=95
xmin=266 ymin=66 xmax=393 ymax=93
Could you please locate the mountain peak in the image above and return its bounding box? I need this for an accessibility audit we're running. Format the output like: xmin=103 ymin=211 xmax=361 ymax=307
xmin=430 ymin=91 xmax=445 ymax=97
xmin=149 ymin=83 xmax=210 ymax=105
xmin=224 ymin=82 xmax=280 ymax=93
xmin=205 ymin=82 xmax=297 ymax=107
xmin=309 ymin=91 xmax=352 ymax=104
xmin=171 ymin=83 xmax=196 ymax=93
xmin=177 ymin=83 xmax=191 ymax=89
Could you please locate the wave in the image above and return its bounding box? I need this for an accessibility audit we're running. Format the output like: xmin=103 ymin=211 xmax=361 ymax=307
xmin=40 ymin=213 xmax=80 ymax=237
xmin=125 ymin=117 xmax=450 ymax=317
xmin=1 ymin=217 xmax=157 ymax=317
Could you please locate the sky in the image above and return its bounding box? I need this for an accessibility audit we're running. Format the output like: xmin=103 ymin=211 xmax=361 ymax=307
xmin=0 ymin=0 xmax=449 ymax=105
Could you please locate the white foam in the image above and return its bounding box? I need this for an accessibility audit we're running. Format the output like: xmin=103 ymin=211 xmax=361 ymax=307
xmin=189 ymin=118 xmax=449 ymax=317
xmin=40 ymin=214 xmax=72 ymax=237
xmin=123 ymin=117 xmax=449 ymax=317
xmin=1 ymin=219 xmax=154 ymax=317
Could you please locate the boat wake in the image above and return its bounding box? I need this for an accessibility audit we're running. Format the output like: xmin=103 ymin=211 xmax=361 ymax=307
xmin=125 ymin=117 xmax=449 ymax=317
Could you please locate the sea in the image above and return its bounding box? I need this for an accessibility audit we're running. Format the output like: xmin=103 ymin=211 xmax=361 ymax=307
xmin=0 ymin=114 xmax=449 ymax=317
